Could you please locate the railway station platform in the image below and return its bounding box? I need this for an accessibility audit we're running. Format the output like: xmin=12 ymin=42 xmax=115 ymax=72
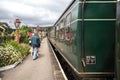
xmin=0 ymin=38 xmax=65 ymax=80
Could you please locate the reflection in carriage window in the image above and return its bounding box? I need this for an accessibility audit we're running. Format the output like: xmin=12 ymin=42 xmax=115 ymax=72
xmin=58 ymin=19 xmax=65 ymax=40
xmin=59 ymin=28 xmax=65 ymax=40
xmin=56 ymin=25 xmax=59 ymax=39
xmin=65 ymin=13 xmax=71 ymax=41
xmin=65 ymin=27 xmax=70 ymax=41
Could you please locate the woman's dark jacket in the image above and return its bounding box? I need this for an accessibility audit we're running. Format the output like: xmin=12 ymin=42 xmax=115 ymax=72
xmin=30 ymin=34 xmax=40 ymax=48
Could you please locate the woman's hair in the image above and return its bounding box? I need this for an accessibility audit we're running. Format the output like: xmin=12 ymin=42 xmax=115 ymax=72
xmin=34 ymin=29 xmax=38 ymax=34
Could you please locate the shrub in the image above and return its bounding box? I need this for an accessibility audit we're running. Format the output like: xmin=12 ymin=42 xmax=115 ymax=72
xmin=19 ymin=26 xmax=32 ymax=43
xmin=0 ymin=41 xmax=30 ymax=67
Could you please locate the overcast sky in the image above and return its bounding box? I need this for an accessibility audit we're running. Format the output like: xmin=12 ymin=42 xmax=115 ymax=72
xmin=0 ymin=0 xmax=72 ymax=28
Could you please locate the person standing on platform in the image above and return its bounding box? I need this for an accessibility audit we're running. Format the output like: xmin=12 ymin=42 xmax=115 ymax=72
xmin=30 ymin=31 xmax=40 ymax=60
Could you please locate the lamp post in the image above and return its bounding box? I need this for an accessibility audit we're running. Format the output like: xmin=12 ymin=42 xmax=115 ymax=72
xmin=14 ymin=18 xmax=21 ymax=43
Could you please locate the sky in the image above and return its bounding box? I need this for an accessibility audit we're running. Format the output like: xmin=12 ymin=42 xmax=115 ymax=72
xmin=0 ymin=0 xmax=72 ymax=28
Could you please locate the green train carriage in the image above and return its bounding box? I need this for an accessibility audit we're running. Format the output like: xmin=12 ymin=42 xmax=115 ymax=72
xmin=49 ymin=0 xmax=116 ymax=79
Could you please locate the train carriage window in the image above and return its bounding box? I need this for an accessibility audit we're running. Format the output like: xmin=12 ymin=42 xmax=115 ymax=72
xmin=59 ymin=19 xmax=65 ymax=40
xmin=54 ymin=27 xmax=56 ymax=38
xmin=56 ymin=25 xmax=59 ymax=39
xmin=66 ymin=27 xmax=70 ymax=41
xmin=65 ymin=13 xmax=72 ymax=41
xmin=66 ymin=13 xmax=71 ymax=25
xmin=59 ymin=28 xmax=65 ymax=40
xmin=50 ymin=27 xmax=55 ymax=38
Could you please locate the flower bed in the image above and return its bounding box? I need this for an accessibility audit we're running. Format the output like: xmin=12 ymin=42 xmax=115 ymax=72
xmin=0 ymin=41 xmax=30 ymax=67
